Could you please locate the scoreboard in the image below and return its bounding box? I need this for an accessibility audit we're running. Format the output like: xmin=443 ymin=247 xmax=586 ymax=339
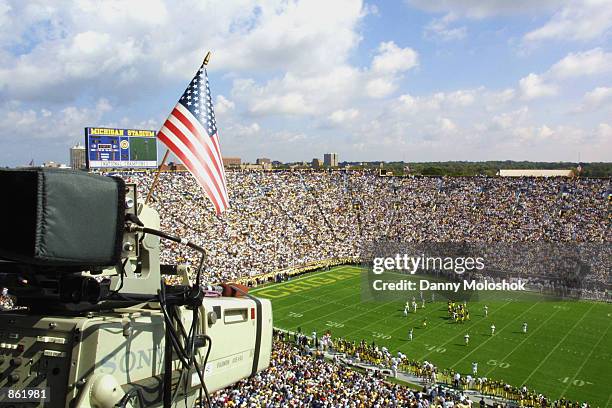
xmin=85 ymin=127 xmax=158 ymax=169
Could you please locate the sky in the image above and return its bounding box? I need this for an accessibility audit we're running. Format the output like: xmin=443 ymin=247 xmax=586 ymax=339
xmin=0 ymin=0 xmax=611 ymax=166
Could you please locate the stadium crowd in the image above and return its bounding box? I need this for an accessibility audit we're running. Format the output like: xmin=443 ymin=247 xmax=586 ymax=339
xmin=119 ymin=170 xmax=610 ymax=287
xmin=211 ymin=334 xmax=475 ymax=408
xmin=210 ymin=332 xmax=592 ymax=408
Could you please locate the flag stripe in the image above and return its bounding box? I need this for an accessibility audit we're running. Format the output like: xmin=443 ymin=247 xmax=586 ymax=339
xmin=210 ymin=133 xmax=228 ymax=189
xmin=175 ymin=104 xmax=229 ymax=202
xmin=157 ymin=130 xmax=222 ymax=214
xmin=165 ymin=112 xmax=229 ymax=209
xmin=159 ymin=123 xmax=226 ymax=212
xmin=172 ymin=106 xmax=225 ymax=180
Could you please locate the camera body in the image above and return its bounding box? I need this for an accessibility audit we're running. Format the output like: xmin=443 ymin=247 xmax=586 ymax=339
xmin=0 ymin=168 xmax=272 ymax=407
xmin=0 ymin=296 xmax=272 ymax=407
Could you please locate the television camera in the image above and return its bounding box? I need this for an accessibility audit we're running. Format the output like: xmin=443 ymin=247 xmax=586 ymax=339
xmin=0 ymin=168 xmax=273 ymax=407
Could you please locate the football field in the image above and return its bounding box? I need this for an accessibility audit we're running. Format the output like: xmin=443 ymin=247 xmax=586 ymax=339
xmin=253 ymin=266 xmax=612 ymax=407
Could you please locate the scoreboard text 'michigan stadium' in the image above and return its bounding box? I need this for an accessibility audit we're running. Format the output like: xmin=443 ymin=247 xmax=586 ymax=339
xmin=85 ymin=127 xmax=158 ymax=169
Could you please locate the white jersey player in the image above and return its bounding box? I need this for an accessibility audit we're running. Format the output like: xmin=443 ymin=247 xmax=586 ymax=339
xmin=490 ymin=324 xmax=496 ymax=336
xmin=404 ymin=306 xmax=409 ymax=317
xmin=522 ymin=322 xmax=528 ymax=333
xmin=412 ymin=301 xmax=418 ymax=313
xmin=408 ymin=328 xmax=413 ymax=341
xmin=472 ymin=362 xmax=478 ymax=376
xmin=484 ymin=305 xmax=488 ymax=317
xmin=464 ymin=333 xmax=470 ymax=345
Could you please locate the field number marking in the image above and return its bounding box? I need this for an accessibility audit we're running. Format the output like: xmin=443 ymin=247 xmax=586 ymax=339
xmin=558 ymin=377 xmax=593 ymax=387
xmin=372 ymin=332 xmax=391 ymax=340
xmin=487 ymin=359 xmax=510 ymax=369
xmin=288 ymin=312 xmax=303 ymax=318
xmin=424 ymin=344 xmax=446 ymax=353
xmin=325 ymin=320 xmax=345 ymax=328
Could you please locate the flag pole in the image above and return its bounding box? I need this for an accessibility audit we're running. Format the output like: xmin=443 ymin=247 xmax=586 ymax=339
xmin=145 ymin=51 xmax=212 ymax=205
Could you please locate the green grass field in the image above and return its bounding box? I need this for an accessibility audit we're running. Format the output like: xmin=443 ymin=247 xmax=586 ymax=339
xmin=253 ymin=266 xmax=612 ymax=407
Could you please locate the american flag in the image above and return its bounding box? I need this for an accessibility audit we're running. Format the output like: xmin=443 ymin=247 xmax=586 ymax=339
xmin=158 ymin=64 xmax=229 ymax=215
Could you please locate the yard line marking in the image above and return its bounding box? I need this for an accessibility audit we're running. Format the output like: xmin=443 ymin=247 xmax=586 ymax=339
xmin=483 ymin=308 xmax=561 ymax=377
xmin=560 ymin=315 xmax=610 ymax=396
xmin=522 ymin=303 xmax=596 ymax=386
xmin=450 ymin=301 xmax=541 ymax=369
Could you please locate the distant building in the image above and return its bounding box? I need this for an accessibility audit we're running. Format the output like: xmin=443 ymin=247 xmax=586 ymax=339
xmin=255 ymin=158 xmax=272 ymax=169
xmin=311 ymin=158 xmax=321 ymax=169
xmin=70 ymin=143 xmax=86 ymax=170
xmin=222 ymin=157 xmax=242 ymax=168
xmin=43 ymin=161 xmax=69 ymax=169
xmin=324 ymin=153 xmax=338 ymax=167
xmin=241 ymin=163 xmax=272 ymax=171
xmin=498 ymin=169 xmax=574 ymax=177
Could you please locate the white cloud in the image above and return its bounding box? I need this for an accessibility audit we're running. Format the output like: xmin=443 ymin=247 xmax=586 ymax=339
xmin=438 ymin=117 xmax=458 ymax=133
xmin=0 ymin=97 xmax=114 ymax=164
xmin=371 ymin=41 xmax=419 ymax=74
xmin=524 ymin=0 xmax=612 ymax=42
xmin=215 ymin=95 xmax=235 ymax=115
xmin=491 ymin=107 xmax=530 ymax=130
xmin=365 ymin=42 xmax=418 ymax=98
xmin=0 ymin=0 xmax=368 ymax=103
xmin=489 ymin=88 xmax=516 ymax=107
xmin=392 ymin=88 xmax=480 ymax=115
xmin=212 ymin=0 xmax=366 ymax=75
xmin=232 ymin=39 xmax=417 ymax=114
xmin=518 ymin=73 xmax=558 ymax=99
xmin=396 ymin=94 xmax=419 ymax=112
xmin=95 ymin=98 xmax=112 ymax=113
xmin=596 ymin=122 xmax=612 ymax=140
xmin=365 ymin=78 xmax=397 ymax=98
xmin=232 ymin=65 xmax=361 ymax=116
xmin=407 ymin=0 xmax=560 ymax=18
xmin=328 ymin=108 xmax=359 ymax=124
xmin=575 ymin=86 xmax=612 ymax=112
xmin=250 ymin=92 xmax=314 ymax=115
xmin=446 ymin=89 xmax=476 ymax=107
xmin=229 ymin=122 xmax=261 ymax=137
xmin=515 ymin=48 xmax=612 ymax=101
xmin=424 ymin=13 xmax=467 ymax=41
xmin=548 ymin=48 xmax=612 ymax=79
xmin=76 ymin=0 xmax=169 ymax=25
xmin=0 ymin=1 xmax=10 ymax=28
